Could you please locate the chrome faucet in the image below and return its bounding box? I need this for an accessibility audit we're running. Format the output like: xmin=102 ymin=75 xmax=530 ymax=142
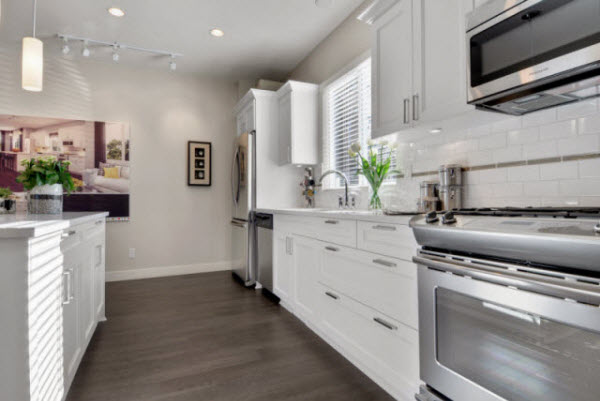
xmin=318 ymin=169 xmax=349 ymax=208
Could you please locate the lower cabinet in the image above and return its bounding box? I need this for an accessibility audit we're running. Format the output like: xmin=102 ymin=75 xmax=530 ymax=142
xmin=273 ymin=215 xmax=419 ymax=401
xmin=62 ymin=218 xmax=106 ymax=396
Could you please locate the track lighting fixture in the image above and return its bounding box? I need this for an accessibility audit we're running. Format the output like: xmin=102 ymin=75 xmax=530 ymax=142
xmin=81 ymin=41 xmax=90 ymax=57
xmin=57 ymin=34 xmax=183 ymax=72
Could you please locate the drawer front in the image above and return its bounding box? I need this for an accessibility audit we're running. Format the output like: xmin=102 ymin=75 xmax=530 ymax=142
xmin=60 ymin=227 xmax=82 ymax=252
xmin=276 ymin=214 xmax=356 ymax=248
xmin=318 ymin=284 xmax=419 ymax=394
xmin=357 ymin=221 xmax=417 ymax=261
xmin=320 ymin=244 xmax=418 ymax=329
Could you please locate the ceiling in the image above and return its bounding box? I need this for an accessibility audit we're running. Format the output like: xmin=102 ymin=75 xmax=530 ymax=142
xmin=0 ymin=115 xmax=75 ymax=130
xmin=0 ymin=0 xmax=365 ymax=80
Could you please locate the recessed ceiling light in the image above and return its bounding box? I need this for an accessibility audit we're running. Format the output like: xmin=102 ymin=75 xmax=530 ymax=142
xmin=108 ymin=7 xmax=125 ymax=17
xmin=209 ymin=28 xmax=224 ymax=37
xmin=429 ymin=128 xmax=443 ymax=134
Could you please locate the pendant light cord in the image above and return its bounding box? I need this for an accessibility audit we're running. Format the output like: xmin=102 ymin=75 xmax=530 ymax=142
xmin=32 ymin=0 xmax=37 ymax=38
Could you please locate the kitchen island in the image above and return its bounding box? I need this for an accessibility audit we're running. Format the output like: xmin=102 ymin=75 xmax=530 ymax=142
xmin=0 ymin=211 xmax=107 ymax=401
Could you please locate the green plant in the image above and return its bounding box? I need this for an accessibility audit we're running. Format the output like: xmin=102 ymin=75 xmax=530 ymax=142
xmin=107 ymin=139 xmax=123 ymax=160
xmin=16 ymin=157 xmax=75 ymax=194
xmin=349 ymin=140 xmax=401 ymax=209
xmin=0 ymin=187 xmax=12 ymax=198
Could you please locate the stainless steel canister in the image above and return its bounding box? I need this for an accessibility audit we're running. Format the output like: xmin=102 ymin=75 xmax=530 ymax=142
xmin=420 ymin=181 xmax=438 ymax=199
xmin=438 ymin=164 xmax=463 ymax=186
xmin=439 ymin=185 xmax=462 ymax=210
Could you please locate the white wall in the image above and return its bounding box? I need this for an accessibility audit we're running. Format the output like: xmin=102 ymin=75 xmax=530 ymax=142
xmin=0 ymin=43 xmax=238 ymax=277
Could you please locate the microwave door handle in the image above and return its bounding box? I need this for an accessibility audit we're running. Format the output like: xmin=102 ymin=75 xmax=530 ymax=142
xmin=413 ymin=255 xmax=600 ymax=306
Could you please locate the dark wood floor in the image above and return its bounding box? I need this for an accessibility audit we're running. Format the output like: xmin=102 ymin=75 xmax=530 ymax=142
xmin=66 ymin=271 xmax=395 ymax=401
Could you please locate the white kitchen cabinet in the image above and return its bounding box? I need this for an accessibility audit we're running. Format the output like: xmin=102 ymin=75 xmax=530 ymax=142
xmin=273 ymin=231 xmax=294 ymax=308
xmin=236 ymin=101 xmax=255 ymax=136
xmin=371 ymin=0 xmax=414 ymax=137
xmin=272 ymin=213 xmax=419 ymax=401
xmin=276 ymin=81 xmax=319 ymax=165
xmin=291 ymin=235 xmax=322 ymax=323
xmin=0 ymin=212 xmax=106 ymax=401
xmin=362 ymin=0 xmax=474 ymax=138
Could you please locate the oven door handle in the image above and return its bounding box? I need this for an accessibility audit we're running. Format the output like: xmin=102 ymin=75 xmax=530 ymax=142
xmin=413 ymin=255 xmax=600 ymax=306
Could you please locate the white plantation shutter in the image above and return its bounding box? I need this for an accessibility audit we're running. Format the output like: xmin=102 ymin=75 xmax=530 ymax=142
xmin=323 ymin=58 xmax=372 ymax=188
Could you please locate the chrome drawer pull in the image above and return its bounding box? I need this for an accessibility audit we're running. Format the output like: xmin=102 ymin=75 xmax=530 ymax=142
xmin=324 ymin=220 xmax=339 ymax=225
xmin=373 ymin=317 xmax=397 ymax=331
xmin=372 ymin=225 xmax=396 ymax=231
xmin=373 ymin=259 xmax=397 ymax=268
xmin=325 ymin=246 xmax=339 ymax=252
xmin=325 ymin=291 xmax=339 ymax=300
xmin=95 ymin=220 xmax=103 ymax=225
xmin=62 ymin=230 xmax=76 ymax=238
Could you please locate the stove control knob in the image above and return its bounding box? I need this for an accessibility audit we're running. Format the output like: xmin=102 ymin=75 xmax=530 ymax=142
xmin=425 ymin=211 xmax=439 ymax=224
xmin=442 ymin=211 xmax=457 ymax=225
xmin=595 ymin=222 xmax=600 ymax=235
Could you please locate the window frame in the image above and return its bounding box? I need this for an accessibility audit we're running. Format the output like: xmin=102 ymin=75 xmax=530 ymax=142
xmin=320 ymin=51 xmax=381 ymax=190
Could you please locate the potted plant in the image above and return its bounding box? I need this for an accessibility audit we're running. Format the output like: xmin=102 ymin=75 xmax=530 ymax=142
xmin=348 ymin=140 xmax=401 ymax=210
xmin=0 ymin=187 xmax=16 ymax=214
xmin=16 ymin=157 xmax=75 ymax=214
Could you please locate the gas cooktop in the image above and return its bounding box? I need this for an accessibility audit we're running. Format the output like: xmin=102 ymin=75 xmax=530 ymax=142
xmin=446 ymin=207 xmax=600 ymax=219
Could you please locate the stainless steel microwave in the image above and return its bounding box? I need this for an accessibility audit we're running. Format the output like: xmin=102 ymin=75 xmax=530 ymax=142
xmin=466 ymin=0 xmax=600 ymax=115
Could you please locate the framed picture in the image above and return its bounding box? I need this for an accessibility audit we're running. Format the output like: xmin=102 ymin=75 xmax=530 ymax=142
xmin=188 ymin=141 xmax=211 ymax=186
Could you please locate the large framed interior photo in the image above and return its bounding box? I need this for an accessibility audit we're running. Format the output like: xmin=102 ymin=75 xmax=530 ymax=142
xmin=0 ymin=114 xmax=131 ymax=219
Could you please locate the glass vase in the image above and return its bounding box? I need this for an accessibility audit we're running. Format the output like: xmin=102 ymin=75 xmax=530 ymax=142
xmin=368 ymin=185 xmax=382 ymax=211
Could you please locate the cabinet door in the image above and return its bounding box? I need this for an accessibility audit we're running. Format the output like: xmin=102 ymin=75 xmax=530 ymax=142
xmin=412 ymin=0 xmax=474 ymax=124
xmin=292 ymin=235 xmax=322 ymax=323
xmin=92 ymin=235 xmax=105 ymax=321
xmin=63 ymin=250 xmax=82 ymax=390
xmin=78 ymin=244 xmax=96 ymax=346
xmin=278 ymin=92 xmax=292 ymax=165
xmin=371 ymin=0 xmax=413 ymax=138
xmin=273 ymin=232 xmax=293 ymax=305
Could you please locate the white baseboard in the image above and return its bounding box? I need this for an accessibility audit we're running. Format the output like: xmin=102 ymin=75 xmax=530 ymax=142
xmin=106 ymin=261 xmax=232 ymax=282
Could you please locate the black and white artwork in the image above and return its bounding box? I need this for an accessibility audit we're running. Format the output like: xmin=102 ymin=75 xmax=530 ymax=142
xmin=188 ymin=141 xmax=211 ymax=186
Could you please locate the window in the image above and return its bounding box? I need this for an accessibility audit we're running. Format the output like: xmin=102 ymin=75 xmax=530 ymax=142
xmin=322 ymin=57 xmax=372 ymax=188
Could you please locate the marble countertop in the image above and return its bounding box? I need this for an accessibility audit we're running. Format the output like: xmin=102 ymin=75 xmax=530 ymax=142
xmin=255 ymin=208 xmax=420 ymax=225
xmin=0 ymin=212 xmax=108 ymax=239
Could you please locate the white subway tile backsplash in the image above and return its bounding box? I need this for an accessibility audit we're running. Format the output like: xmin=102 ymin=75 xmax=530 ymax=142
xmin=521 ymin=108 xmax=557 ymax=128
xmin=579 ymin=158 xmax=600 ymax=178
xmin=559 ymin=178 xmax=600 ymax=197
xmin=493 ymin=145 xmax=523 ymax=164
xmin=507 ymin=127 xmax=539 ymax=145
xmin=467 ymin=150 xmax=494 ymax=166
xmin=578 ymin=114 xmax=600 ymax=135
xmin=507 ymin=165 xmax=540 ymax=182
xmin=541 ymin=197 xmax=580 ymax=207
xmin=524 ymin=181 xmax=559 ymax=197
xmin=523 ymin=140 xmax=558 ymax=160
xmin=558 ymin=134 xmax=600 ymax=156
xmin=539 ymin=161 xmax=578 ymax=181
xmin=478 ymin=168 xmax=507 ymax=184
xmin=492 ymin=182 xmax=523 ymax=197
xmin=479 ymin=132 xmax=507 ymax=150
xmin=578 ymin=196 xmax=600 ymax=207
xmin=556 ymin=99 xmax=598 ymax=120
xmin=491 ymin=117 xmax=521 ymax=133
xmin=539 ymin=119 xmax=577 ymax=140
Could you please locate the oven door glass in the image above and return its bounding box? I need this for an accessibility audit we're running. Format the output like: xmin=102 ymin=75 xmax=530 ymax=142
xmin=470 ymin=0 xmax=600 ymax=87
xmin=435 ymin=288 xmax=600 ymax=401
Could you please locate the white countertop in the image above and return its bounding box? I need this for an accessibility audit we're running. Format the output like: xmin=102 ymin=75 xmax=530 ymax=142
xmin=0 ymin=212 xmax=108 ymax=239
xmin=255 ymin=208 xmax=419 ymax=225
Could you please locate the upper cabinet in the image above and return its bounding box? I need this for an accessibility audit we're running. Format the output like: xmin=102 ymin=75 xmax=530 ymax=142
xmin=361 ymin=0 xmax=474 ymax=138
xmin=276 ymin=81 xmax=319 ymax=166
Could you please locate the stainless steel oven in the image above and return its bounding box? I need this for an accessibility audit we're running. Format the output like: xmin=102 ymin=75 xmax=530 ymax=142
xmin=466 ymin=0 xmax=600 ymax=115
xmin=415 ymin=249 xmax=600 ymax=401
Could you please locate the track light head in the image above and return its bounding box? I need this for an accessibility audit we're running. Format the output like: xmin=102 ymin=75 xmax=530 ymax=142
xmin=61 ymin=37 xmax=70 ymax=55
xmin=169 ymin=55 xmax=177 ymax=72
xmin=81 ymin=41 xmax=90 ymax=57
xmin=112 ymin=52 xmax=119 ymax=62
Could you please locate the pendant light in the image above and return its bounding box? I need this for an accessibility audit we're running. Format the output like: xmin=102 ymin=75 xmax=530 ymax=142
xmin=22 ymin=0 xmax=43 ymax=92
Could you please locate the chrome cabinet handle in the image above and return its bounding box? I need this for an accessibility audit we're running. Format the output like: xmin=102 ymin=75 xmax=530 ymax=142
xmin=325 ymin=246 xmax=339 ymax=252
xmin=373 ymin=258 xmax=397 ymax=268
xmin=325 ymin=291 xmax=339 ymax=300
xmin=324 ymin=220 xmax=339 ymax=225
xmin=373 ymin=317 xmax=397 ymax=331
xmin=413 ymin=94 xmax=419 ymax=121
xmin=95 ymin=220 xmax=103 ymax=225
xmin=403 ymin=98 xmax=410 ymax=124
xmin=62 ymin=270 xmax=74 ymax=305
xmin=62 ymin=230 xmax=76 ymax=239
xmin=372 ymin=224 xmax=396 ymax=231
xmin=230 ymin=220 xmax=247 ymax=229
xmin=285 ymin=237 xmax=293 ymax=255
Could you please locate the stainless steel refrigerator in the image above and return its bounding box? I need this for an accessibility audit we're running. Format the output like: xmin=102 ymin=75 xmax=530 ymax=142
xmin=230 ymin=131 xmax=256 ymax=286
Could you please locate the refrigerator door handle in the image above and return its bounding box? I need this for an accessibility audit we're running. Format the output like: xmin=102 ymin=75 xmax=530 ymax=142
xmin=231 ymin=147 xmax=240 ymax=206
